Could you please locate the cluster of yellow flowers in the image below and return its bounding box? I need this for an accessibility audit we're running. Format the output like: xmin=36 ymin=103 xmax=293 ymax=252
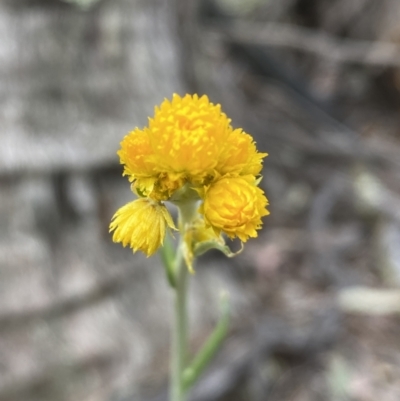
xmin=110 ymin=94 xmax=269 ymax=259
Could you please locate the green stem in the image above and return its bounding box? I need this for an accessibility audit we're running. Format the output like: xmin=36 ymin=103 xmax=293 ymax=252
xmin=170 ymin=201 xmax=197 ymax=401
xmin=170 ymin=241 xmax=188 ymax=401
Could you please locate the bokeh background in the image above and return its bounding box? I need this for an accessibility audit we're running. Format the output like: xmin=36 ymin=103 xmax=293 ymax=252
xmin=2 ymin=0 xmax=400 ymax=400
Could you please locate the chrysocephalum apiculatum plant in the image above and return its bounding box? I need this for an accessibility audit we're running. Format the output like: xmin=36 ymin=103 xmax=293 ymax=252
xmin=110 ymin=94 xmax=269 ymax=401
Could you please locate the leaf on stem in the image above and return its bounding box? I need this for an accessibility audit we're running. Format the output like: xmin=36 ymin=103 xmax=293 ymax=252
xmin=182 ymin=292 xmax=230 ymax=391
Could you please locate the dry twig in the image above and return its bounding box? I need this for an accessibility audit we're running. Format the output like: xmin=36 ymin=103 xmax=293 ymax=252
xmin=208 ymin=21 xmax=400 ymax=68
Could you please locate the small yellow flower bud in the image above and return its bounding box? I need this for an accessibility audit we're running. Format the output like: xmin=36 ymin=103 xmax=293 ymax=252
xmin=109 ymin=198 xmax=176 ymax=256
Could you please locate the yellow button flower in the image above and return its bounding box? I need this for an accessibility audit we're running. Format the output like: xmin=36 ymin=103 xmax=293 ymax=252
xmin=118 ymin=94 xmax=229 ymax=199
xmin=201 ymin=176 xmax=269 ymax=242
xmin=116 ymin=94 xmax=266 ymax=200
xmin=109 ymin=198 xmax=176 ymax=256
xmin=148 ymin=93 xmax=232 ymax=179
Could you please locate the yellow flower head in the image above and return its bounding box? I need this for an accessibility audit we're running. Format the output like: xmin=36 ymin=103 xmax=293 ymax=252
xmin=111 ymin=93 xmax=269 ymax=259
xmin=200 ymin=176 xmax=269 ymax=242
xmin=117 ymin=94 xmax=266 ymax=200
xmin=109 ymin=198 xmax=176 ymax=256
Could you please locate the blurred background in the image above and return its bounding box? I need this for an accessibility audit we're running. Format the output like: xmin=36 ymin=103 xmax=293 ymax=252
xmin=1 ymin=0 xmax=400 ymax=400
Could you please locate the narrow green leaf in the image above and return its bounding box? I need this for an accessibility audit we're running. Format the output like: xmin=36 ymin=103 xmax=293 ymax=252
xmin=182 ymin=292 xmax=230 ymax=391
